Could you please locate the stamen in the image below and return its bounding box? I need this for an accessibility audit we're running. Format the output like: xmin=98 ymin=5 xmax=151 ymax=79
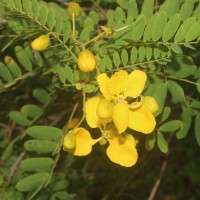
xmin=117 ymin=93 xmax=127 ymax=103
xmin=130 ymin=96 xmax=143 ymax=109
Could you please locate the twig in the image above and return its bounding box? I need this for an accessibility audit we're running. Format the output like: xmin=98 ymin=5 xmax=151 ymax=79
xmin=7 ymin=151 xmax=26 ymax=183
xmin=147 ymin=156 xmax=168 ymax=200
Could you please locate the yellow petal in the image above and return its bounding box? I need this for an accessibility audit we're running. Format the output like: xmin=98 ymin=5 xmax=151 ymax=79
xmin=85 ymin=97 xmax=112 ymax=128
xmin=113 ymin=103 xmax=129 ymax=133
xmin=97 ymin=73 xmax=113 ymax=100
xmin=124 ymin=70 xmax=147 ymax=98
xmin=109 ymin=70 xmax=129 ymax=97
xmin=63 ymin=128 xmax=98 ymax=156
xmin=128 ymin=105 xmax=156 ymax=134
xmin=107 ymin=135 xmax=138 ymax=167
xmin=96 ymin=98 xmax=114 ymax=119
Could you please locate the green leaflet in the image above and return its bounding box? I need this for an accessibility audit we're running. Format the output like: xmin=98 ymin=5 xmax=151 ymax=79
xmin=52 ymin=180 xmax=69 ymax=191
xmin=193 ymin=3 xmax=200 ymax=19
xmin=153 ymin=82 xmax=168 ymax=116
xmin=103 ymin=55 xmax=112 ymax=70
xmin=32 ymin=0 xmax=39 ymax=19
xmin=171 ymin=43 xmax=183 ymax=54
xmin=130 ymin=47 xmax=137 ymax=64
xmin=22 ymin=0 xmax=32 ymax=15
xmin=191 ymin=100 xmax=200 ymax=109
xmin=26 ymin=126 xmax=63 ymax=142
xmin=47 ymin=9 xmax=56 ymax=31
xmin=176 ymin=108 xmax=192 ymax=139
xmin=114 ymin=7 xmax=126 ymax=22
xmin=65 ymin=66 xmax=73 ymax=83
xmin=54 ymin=14 xmax=63 ymax=33
xmin=180 ymin=0 xmax=195 ymax=21
xmin=167 ymin=56 xmax=197 ymax=78
xmin=175 ymin=17 xmax=196 ymax=42
xmin=21 ymin=104 xmax=42 ymax=119
xmin=143 ymin=14 xmax=157 ymax=41
xmin=16 ymin=173 xmax=50 ymax=192
xmin=141 ymin=0 xmax=154 ymax=22
xmin=53 ymin=191 xmax=76 ymax=199
xmin=57 ymin=65 xmax=66 ymax=84
xmin=2 ymin=0 xmax=15 ymax=7
xmin=1 ymin=143 xmax=13 ymax=161
xmin=33 ymin=88 xmax=51 ymax=104
xmin=9 ymin=111 xmax=31 ymax=126
xmin=15 ymin=46 xmax=32 ymax=72
xmin=112 ymin=51 xmax=121 ymax=68
xmin=159 ymin=120 xmax=182 ymax=132
xmin=138 ymin=46 xmax=145 ymax=62
xmin=121 ymin=49 xmax=128 ymax=65
xmin=145 ymin=46 xmax=152 ymax=61
xmin=0 ymin=62 xmax=13 ymax=82
xmin=160 ymin=107 xmax=171 ymax=123
xmin=127 ymin=1 xmax=138 ymax=19
xmin=145 ymin=132 xmax=156 ymax=151
xmin=13 ymin=0 xmax=22 ymax=10
xmin=24 ymin=139 xmax=58 ymax=153
xmin=186 ymin=19 xmax=200 ymax=42
xmin=39 ymin=3 xmax=48 ymax=25
xmin=162 ymin=14 xmax=181 ymax=42
xmin=167 ymin=80 xmax=186 ymax=103
xmin=20 ymin=157 xmax=54 ymax=172
xmin=152 ymin=11 xmax=167 ymax=41
xmin=195 ymin=116 xmax=200 ymax=146
xmin=62 ymin=20 xmax=71 ymax=43
xmin=159 ymin=0 xmax=181 ymax=17
xmin=153 ymin=46 xmax=161 ymax=60
xmin=80 ymin=28 xmax=90 ymax=42
xmin=132 ymin=15 xmax=146 ymax=41
xmin=116 ymin=0 xmax=129 ymax=9
xmin=157 ymin=131 xmax=168 ymax=153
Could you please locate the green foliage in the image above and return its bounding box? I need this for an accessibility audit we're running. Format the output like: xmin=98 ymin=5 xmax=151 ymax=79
xmin=0 ymin=0 xmax=200 ymax=199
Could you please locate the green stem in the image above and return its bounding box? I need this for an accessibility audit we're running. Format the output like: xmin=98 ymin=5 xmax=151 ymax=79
xmin=72 ymin=9 xmax=76 ymax=40
xmin=71 ymin=83 xmax=86 ymax=131
xmin=82 ymin=32 xmax=106 ymax=48
xmin=63 ymin=100 xmax=79 ymax=133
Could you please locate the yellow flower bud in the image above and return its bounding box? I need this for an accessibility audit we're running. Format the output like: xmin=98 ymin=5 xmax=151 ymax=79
xmin=31 ymin=35 xmax=50 ymax=52
xmin=96 ymin=98 xmax=114 ymax=119
xmin=143 ymin=96 xmax=158 ymax=113
xmin=100 ymin=26 xmax=115 ymax=36
xmin=99 ymin=138 xmax=107 ymax=145
xmin=67 ymin=2 xmax=82 ymax=18
xmin=67 ymin=117 xmax=80 ymax=130
xmin=63 ymin=131 xmax=76 ymax=150
xmin=77 ymin=50 xmax=97 ymax=72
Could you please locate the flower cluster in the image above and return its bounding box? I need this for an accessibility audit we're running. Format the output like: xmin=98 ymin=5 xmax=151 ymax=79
xmin=63 ymin=70 xmax=158 ymax=167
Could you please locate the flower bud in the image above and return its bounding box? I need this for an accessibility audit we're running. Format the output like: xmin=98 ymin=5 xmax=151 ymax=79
xmin=143 ymin=96 xmax=158 ymax=113
xmin=67 ymin=118 xmax=80 ymax=129
xmin=96 ymin=98 xmax=114 ymax=119
xmin=31 ymin=34 xmax=50 ymax=52
xmin=63 ymin=131 xmax=76 ymax=150
xmin=77 ymin=50 xmax=97 ymax=72
xmin=67 ymin=2 xmax=82 ymax=18
xmin=99 ymin=138 xmax=107 ymax=145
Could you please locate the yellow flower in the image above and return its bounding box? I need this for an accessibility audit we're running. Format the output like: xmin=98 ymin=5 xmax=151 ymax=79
xmin=97 ymin=70 xmax=156 ymax=134
xmin=63 ymin=125 xmax=138 ymax=167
